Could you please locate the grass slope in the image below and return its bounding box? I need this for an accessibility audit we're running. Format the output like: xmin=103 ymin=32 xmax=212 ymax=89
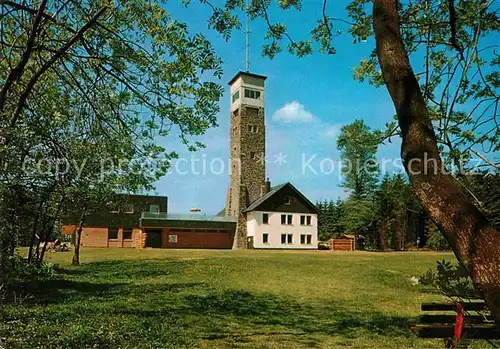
xmin=1 ymin=249 xmax=457 ymax=348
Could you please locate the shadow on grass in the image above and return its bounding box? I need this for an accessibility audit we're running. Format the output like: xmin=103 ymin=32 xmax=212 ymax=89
xmin=2 ymin=259 xmax=416 ymax=348
xmin=59 ymin=259 xmax=194 ymax=278
xmin=7 ymin=259 xmax=203 ymax=305
xmin=180 ymin=290 xmax=413 ymax=337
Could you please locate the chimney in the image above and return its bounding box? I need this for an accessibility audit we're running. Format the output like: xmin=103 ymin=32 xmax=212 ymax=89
xmin=260 ymin=179 xmax=272 ymax=197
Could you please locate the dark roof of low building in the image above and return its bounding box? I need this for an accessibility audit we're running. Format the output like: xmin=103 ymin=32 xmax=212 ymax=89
xmin=140 ymin=213 xmax=236 ymax=230
xmin=228 ymin=71 xmax=267 ymax=86
xmin=242 ymin=182 xmax=319 ymax=214
xmin=141 ymin=213 xmax=236 ymax=223
xmin=216 ymin=208 xmax=226 ymax=217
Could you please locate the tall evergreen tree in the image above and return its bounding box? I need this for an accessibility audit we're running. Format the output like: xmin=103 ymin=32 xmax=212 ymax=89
xmin=337 ymin=120 xmax=380 ymax=199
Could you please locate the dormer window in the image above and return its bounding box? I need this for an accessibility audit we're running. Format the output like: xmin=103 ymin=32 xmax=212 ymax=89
xmin=232 ymin=89 xmax=240 ymax=103
xmin=244 ymin=88 xmax=261 ymax=100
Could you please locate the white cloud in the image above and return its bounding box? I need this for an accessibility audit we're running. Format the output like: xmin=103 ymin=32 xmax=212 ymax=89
xmin=322 ymin=124 xmax=341 ymax=140
xmin=272 ymin=101 xmax=315 ymax=123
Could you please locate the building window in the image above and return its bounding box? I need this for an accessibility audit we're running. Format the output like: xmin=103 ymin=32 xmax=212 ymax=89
xmin=300 ymin=215 xmax=312 ymax=225
xmin=248 ymin=125 xmax=258 ymax=133
xmin=123 ymin=228 xmax=133 ymax=240
xmin=263 ymin=213 xmax=269 ymax=224
xmin=250 ymin=151 xmax=255 ymax=159
xmin=108 ymin=228 xmax=119 ymax=240
xmin=233 ymin=109 xmax=239 ymax=118
xmin=149 ymin=204 xmax=160 ymax=214
xmin=124 ymin=203 xmax=134 ymax=214
xmin=232 ymin=89 xmax=240 ymax=103
xmin=300 ymin=234 xmax=312 ymax=245
xmin=282 ymin=234 xmax=293 ymax=244
xmin=284 ymin=196 xmax=291 ymax=205
xmin=244 ymin=88 xmax=261 ymax=100
xmin=263 ymin=233 xmax=269 ymax=244
xmin=109 ymin=203 xmax=119 ymax=213
xmin=169 ymin=235 xmax=178 ymax=243
xmin=282 ymin=214 xmax=292 ymax=225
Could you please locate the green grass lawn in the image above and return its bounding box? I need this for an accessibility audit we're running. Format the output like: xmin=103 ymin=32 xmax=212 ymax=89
xmin=1 ymin=249 xmax=460 ymax=348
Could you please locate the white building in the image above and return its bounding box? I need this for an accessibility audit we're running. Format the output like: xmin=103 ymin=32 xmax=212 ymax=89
xmin=244 ymin=183 xmax=319 ymax=249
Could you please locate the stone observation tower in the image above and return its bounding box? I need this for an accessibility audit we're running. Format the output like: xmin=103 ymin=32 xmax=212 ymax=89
xmin=226 ymin=71 xmax=267 ymax=249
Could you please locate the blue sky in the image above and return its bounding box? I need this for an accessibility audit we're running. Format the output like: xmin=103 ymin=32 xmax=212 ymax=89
xmin=150 ymin=0 xmax=490 ymax=214
xmin=153 ymin=1 xmax=403 ymax=214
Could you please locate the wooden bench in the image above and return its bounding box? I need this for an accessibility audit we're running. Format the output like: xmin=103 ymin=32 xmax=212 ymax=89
xmin=411 ymin=301 xmax=500 ymax=348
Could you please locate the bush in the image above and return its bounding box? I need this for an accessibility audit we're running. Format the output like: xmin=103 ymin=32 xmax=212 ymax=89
xmin=420 ymin=260 xmax=479 ymax=299
xmin=5 ymin=255 xmax=56 ymax=283
xmin=426 ymin=223 xmax=450 ymax=251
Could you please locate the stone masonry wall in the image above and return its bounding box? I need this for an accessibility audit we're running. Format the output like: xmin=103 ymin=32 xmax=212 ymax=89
xmin=227 ymin=104 xmax=266 ymax=249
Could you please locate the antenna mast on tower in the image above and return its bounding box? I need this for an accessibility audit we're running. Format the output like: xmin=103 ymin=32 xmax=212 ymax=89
xmin=245 ymin=0 xmax=250 ymax=72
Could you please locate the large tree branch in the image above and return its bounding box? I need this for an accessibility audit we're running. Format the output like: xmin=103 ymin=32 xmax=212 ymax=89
xmin=447 ymin=0 xmax=465 ymax=61
xmin=470 ymin=148 xmax=500 ymax=170
xmin=0 ymin=0 xmax=75 ymax=33
xmin=373 ymin=0 xmax=500 ymax=324
xmin=0 ymin=0 xmax=48 ymax=112
xmin=7 ymin=6 xmax=108 ymax=138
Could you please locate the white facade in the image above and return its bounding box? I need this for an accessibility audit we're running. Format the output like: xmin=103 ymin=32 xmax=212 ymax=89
xmin=246 ymin=211 xmax=318 ymax=249
xmin=230 ymin=76 xmax=265 ymax=111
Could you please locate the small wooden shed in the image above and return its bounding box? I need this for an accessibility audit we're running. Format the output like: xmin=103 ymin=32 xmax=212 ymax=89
xmin=329 ymin=234 xmax=357 ymax=251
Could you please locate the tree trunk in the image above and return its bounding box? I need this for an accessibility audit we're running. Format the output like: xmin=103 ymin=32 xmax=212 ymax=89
xmin=71 ymin=210 xmax=86 ymax=266
xmin=379 ymin=218 xmax=389 ymax=250
xmin=373 ymin=0 xmax=500 ymax=323
xmin=27 ymin=214 xmax=40 ymax=264
xmin=393 ymin=214 xmax=400 ymax=251
xmin=0 ymin=226 xmax=15 ymax=282
xmin=39 ymin=220 xmax=56 ymax=264
xmin=39 ymin=239 xmax=49 ymax=264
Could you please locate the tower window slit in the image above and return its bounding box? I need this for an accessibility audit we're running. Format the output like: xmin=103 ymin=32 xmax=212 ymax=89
xmin=232 ymin=90 xmax=240 ymax=103
xmin=248 ymin=125 xmax=258 ymax=133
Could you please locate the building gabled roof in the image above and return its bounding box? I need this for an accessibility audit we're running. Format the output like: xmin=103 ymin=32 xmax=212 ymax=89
xmin=242 ymin=182 xmax=319 ymax=214
xmin=241 ymin=183 xmax=286 ymax=213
